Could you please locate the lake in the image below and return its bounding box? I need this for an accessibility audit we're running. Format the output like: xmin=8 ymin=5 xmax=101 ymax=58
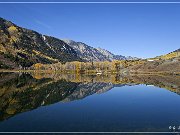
xmin=0 ymin=72 xmax=180 ymax=133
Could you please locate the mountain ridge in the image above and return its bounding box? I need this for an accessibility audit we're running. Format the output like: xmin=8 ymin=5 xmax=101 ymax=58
xmin=0 ymin=17 xmax=137 ymax=69
xmin=63 ymin=39 xmax=139 ymax=62
xmin=0 ymin=17 xmax=82 ymax=69
xmin=0 ymin=17 xmax=179 ymax=72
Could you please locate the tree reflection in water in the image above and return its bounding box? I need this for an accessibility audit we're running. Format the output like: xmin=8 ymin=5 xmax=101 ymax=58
xmin=0 ymin=72 xmax=179 ymax=122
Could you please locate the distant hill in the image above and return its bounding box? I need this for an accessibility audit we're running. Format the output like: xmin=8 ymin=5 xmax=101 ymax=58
xmin=154 ymin=48 xmax=180 ymax=60
xmin=129 ymin=49 xmax=180 ymax=73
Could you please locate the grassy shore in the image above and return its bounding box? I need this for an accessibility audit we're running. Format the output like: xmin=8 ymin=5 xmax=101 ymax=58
xmin=0 ymin=69 xmax=179 ymax=76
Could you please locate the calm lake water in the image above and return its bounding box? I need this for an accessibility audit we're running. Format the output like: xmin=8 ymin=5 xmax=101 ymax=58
xmin=0 ymin=72 xmax=180 ymax=132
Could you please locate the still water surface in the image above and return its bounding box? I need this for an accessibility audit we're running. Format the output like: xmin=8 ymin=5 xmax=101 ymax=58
xmin=0 ymin=72 xmax=180 ymax=132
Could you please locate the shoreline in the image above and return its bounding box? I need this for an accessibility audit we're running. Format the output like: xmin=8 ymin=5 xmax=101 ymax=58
xmin=0 ymin=69 xmax=179 ymax=76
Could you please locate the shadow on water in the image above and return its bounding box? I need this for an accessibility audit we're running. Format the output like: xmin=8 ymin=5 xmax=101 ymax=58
xmin=0 ymin=72 xmax=180 ymax=131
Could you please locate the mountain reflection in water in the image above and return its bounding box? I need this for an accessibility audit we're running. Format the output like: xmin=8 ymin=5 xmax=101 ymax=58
xmin=0 ymin=72 xmax=180 ymax=122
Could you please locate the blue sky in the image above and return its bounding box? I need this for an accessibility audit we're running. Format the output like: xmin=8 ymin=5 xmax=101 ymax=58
xmin=0 ymin=2 xmax=180 ymax=58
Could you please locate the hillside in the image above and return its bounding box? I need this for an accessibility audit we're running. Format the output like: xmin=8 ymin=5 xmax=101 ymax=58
xmin=0 ymin=17 xmax=82 ymax=69
xmin=154 ymin=48 xmax=180 ymax=60
xmin=63 ymin=40 xmax=112 ymax=61
xmin=0 ymin=17 xmax=178 ymax=73
xmin=31 ymin=48 xmax=180 ymax=75
xmin=0 ymin=17 xmax=138 ymax=69
xmin=63 ymin=39 xmax=138 ymax=62
xmin=129 ymin=49 xmax=180 ymax=73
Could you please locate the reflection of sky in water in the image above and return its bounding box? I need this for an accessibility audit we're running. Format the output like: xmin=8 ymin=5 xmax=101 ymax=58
xmin=0 ymin=85 xmax=180 ymax=132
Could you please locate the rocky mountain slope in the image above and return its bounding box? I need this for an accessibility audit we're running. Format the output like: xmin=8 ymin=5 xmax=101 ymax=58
xmin=0 ymin=17 xmax=138 ymax=69
xmin=0 ymin=17 xmax=82 ymax=69
xmin=63 ymin=40 xmax=112 ymax=61
xmin=63 ymin=39 xmax=138 ymax=62
xmin=1 ymin=17 xmax=178 ymax=73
